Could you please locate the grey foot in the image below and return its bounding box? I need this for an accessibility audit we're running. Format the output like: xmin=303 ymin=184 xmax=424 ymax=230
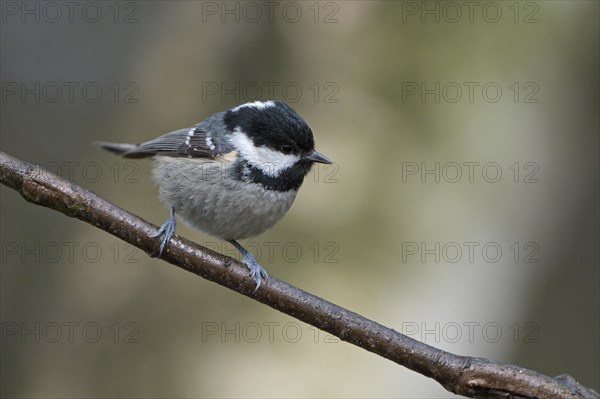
xmin=228 ymin=240 xmax=268 ymax=292
xmin=152 ymin=208 xmax=176 ymax=257
xmin=243 ymin=251 xmax=269 ymax=292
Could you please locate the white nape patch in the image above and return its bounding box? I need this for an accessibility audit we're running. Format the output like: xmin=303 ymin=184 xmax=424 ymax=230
xmin=229 ymin=128 xmax=299 ymax=177
xmin=232 ymin=100 xmax=276 ymax=112
xmin=206 ymin=136 xmax=216 ymax=151
xmin=185 ymin=128 xmax=195 ymax=145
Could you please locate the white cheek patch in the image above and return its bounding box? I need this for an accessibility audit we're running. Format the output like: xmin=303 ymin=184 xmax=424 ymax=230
xmin=232 ymin=101 xmax=276 ymax=112
xmin=229 ymin=129 xmax=300 ymax=177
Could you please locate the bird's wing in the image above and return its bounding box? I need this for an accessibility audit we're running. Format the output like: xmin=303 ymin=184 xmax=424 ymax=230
xmin=119 ymin=127 xmax=218 ymax=159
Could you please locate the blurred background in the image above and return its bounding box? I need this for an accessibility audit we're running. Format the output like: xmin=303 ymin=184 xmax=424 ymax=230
xmin=1 ymin=1 xmax=598 ymax=398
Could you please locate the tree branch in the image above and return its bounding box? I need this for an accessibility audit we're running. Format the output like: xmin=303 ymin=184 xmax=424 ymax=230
xmin=1 ymin=151 xmax=597 ymax=399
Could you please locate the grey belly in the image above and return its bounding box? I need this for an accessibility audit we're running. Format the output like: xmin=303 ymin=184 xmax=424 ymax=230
xmin=152 ymin=157 xmax=298 ymax=240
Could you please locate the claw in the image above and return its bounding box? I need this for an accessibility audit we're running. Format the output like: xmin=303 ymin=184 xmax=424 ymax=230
xmin=228 ymin=240 xmax=269 ymax=292
xmin=152 ymin=208 xmax=176 ymax=257
xmin=243 ymin=252 xmax=268 ymax=292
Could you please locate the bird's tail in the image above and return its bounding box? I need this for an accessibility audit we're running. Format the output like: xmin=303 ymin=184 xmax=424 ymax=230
xmin=93 ymin=141 xmax=149 ymax=158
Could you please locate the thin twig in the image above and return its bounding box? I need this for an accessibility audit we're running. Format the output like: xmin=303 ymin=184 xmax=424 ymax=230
xmin=1 ymin=151 xmax=597 ymax=399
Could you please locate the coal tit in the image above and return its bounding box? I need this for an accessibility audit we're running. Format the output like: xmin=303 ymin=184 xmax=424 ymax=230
xmin=95 ymin=100 xmax=332 ymax=291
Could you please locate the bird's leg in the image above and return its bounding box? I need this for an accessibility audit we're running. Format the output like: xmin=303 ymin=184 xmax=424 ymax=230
xmin=152 ymin=207 xmax=176 ymax=257
xmin=227 ymin=239 xmax=268 ymax=292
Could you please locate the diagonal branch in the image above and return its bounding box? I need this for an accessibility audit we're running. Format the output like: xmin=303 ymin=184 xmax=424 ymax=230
xmin=1 ymin=151 xmax=597 ymax=399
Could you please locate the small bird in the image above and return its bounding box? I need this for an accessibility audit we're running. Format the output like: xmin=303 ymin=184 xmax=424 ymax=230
xmin=95 ymin=100 xmax=332 ymax=291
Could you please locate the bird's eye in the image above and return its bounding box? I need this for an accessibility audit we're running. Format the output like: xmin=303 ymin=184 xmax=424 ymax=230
xmin=281 ymin=144 xmax=294 ymax=154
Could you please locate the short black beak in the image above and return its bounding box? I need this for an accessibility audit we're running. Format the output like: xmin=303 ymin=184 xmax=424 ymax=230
xmin=305 ymin=150 xmax=333 ymax=164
